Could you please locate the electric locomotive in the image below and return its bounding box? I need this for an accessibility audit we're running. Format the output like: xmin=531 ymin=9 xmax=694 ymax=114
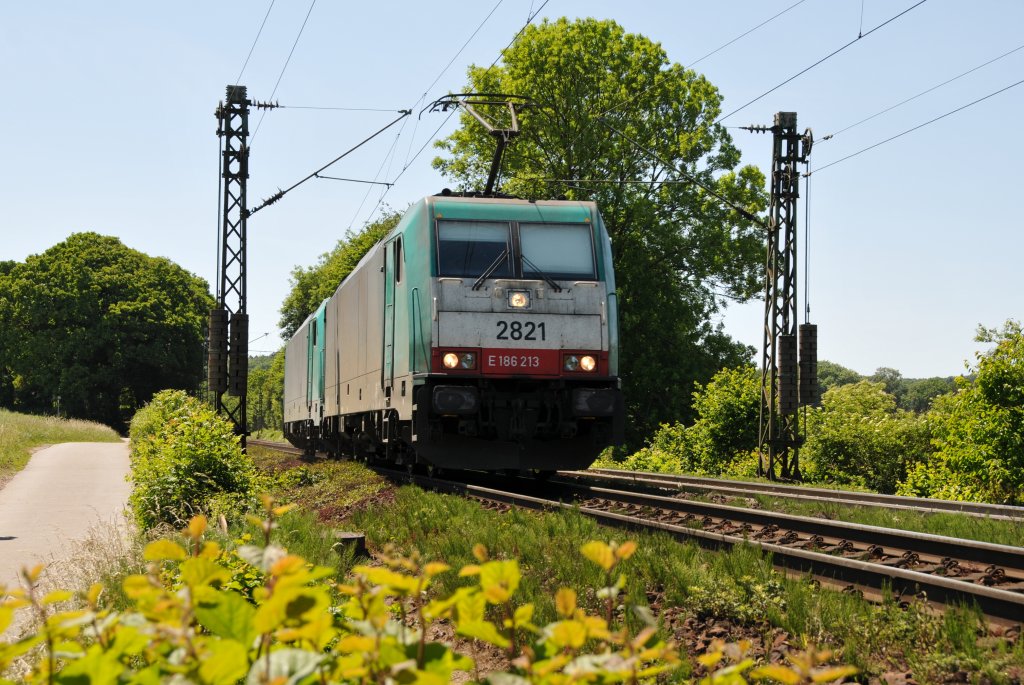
xmin=283 ymin=193 xmax=623 ymax=471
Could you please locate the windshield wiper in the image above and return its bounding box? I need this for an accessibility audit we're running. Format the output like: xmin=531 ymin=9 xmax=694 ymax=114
xmin=471 ymin=250 xmax=510 ymax=290
xmin=520 ymin=255 xmax=563 ymax=292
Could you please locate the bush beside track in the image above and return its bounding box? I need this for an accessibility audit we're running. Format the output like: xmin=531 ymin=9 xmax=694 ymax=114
xmin=127 ymin=390 xmax=260 ymax=530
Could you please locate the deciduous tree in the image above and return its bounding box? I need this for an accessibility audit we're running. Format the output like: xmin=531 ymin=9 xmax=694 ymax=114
xmin=278 ymin=212 xmax=401 ymax=338
xmin=0 ymin=233 xmax=212 ymax=430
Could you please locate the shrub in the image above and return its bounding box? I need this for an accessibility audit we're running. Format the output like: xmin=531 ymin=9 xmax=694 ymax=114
xmin=128 ymin=390 xmax=259 ymax=529
xmin=801 ymin=381 xmax=931 ymax=493
xmin=611 ymin=365 xmax=760 ymax=476
xmin=899 ymin=321 xmax=1024 ymax=504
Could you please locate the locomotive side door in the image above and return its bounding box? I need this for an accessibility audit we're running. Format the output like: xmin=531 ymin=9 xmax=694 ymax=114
xmin=382 ymin=238 xmax=398 ymax=394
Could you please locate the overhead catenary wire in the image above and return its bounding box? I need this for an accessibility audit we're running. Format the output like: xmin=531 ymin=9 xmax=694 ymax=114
xmin=598 ymin=120 xmax=767 ymax=228
xmin=233 ymin=0 xmax=276 ymax=90
xmin=251 ymin=0 xmax=317 ymax=144
xmin=247 ymin=109 xmax=411 ymax=217
xmin=357 ymin=0 xmax=551 ymax=229
xmin=808 ymin=77 xmax=1024 ymax=176
xmin=279 ymin=105 xmax=408 ymax=112
xmin=688 ymin=0 xmax=810 ymax=69
xmin=716 ymin=0 xmax=929 ymax=124
xmin=820 ymin=42 xmax=1024 ymax=141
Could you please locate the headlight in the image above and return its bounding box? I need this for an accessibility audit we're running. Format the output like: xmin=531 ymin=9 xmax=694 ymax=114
xmin=508 ymin=290 xmax=530 ymax=309
xmin=443 ymin=351 xmax=477 ymax=370
xmin=563 ymin=354 xmax=597 ymax=373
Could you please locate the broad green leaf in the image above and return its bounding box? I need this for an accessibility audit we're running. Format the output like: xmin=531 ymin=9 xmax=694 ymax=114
xmin=195 ymin=589 xmax=257 ymax=647
xmin=198 ymin=638 xmax=249 ymax=685
xmin=53 ymin=645 xmax=122 ymax=685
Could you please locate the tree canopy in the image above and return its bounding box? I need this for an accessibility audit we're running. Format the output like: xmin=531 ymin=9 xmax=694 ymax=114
xmin=279 ymin=211 xmax=401 ymax=339
xmin=433 ymin=17 xmax=767 ymax=440
xmin=0 ymin=233 xmax=213 ymax=430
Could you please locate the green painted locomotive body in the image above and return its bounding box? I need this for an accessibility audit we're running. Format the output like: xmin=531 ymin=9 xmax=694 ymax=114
xmin=283 ymin=195 xmax=623 ymax=470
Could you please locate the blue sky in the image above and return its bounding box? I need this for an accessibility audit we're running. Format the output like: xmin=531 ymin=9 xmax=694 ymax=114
xmin=1 ymin=1 xmax=1021 ymax=378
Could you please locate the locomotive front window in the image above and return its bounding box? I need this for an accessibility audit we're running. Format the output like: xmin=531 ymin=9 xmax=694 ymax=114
xmin=437 ymin=220 xmax=513 ymax=278
xmin=520 ymin=223 xmax=596 ymax=280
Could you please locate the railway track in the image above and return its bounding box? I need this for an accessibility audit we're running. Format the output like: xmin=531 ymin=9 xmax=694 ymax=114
xmin=249 ymin=439 xmax=1024 ymax=624
xmin=565 ymin=468 xmax=1024 ymax=521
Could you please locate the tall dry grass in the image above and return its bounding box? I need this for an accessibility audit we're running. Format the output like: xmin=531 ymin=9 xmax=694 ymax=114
xmin=0 ymin=409 xmax=120 ymax=477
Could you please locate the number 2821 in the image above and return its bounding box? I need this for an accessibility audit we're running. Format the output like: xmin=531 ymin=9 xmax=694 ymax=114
xmin=495 ymin=320 xmax=546 ymax=341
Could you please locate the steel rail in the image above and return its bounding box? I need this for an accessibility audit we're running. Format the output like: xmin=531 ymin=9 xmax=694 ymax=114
xmin=572 ymin=468 xmax=1024 ymax=521
xmin=399 ymin=471 xmax=1024 ymax=624
xmin=250 ymin=440 xmax=1024 ymax=622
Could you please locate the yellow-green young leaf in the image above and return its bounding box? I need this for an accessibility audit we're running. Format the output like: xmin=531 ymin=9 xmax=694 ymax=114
xmin=580 ymin=541 xmax=614 ymax=571
xmin=179 ymin=557 xmax=231 ymax=589
xmin=143 ymin=539 xmax=187 ymax=562
xmin=811 ymin=666 xmax=859 ymax=682
xmin=122 ymin=574 xmax=157 ymax=599
xmin=186 ymin=515 xmax=208 ymax=540
xmin=749 ymin=664 xmax=801 ymax=684
xmin=458 ymin=564 xmax=481 ymax=577
xmin=614 ymin=540 xmax=637 ymax=561
xmin=245 ymin=514 xmax=265 ymax=529
xmin=272 ymin=503 xmax=297 ymax=517
xmin=41 ymin=590 xmax=73 ymax=605
xmin=423 ymin=562 xmax=450 ymax=577
xmin=472 ymin=543 xmax=488 ymax=562
xmin=549 ymin=620 xmax=587 ymax=650
xmin=198 ymin=638 xmax=249 ymax=685
xmin=456 ymin=590 xmax=487 ymax=623
xmin=51 ymin=645 xmax=122 ymax=685
xmin=479 ymin=560 xmax=520 ymax=604
xmin=513 ymin=603 xmax=535 ymax=628
xmin=457 ymin=619 xmax=510 ymax=648
xmin=86 ymin=583 xmax=103 ymax=607
xmin=0 ymin=607 xmax=11 ymax=634
xmin=696 ymin=651 xmax=723 ymax=668
xmin=357 ymin=566 xmax=419 ymax=594
xmin=22 ymin=563 xmax=45 ymax=584
xmin=555 ymin=588 xmax=576 ymax=617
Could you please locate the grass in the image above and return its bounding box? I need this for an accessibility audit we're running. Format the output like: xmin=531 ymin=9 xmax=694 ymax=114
xmin=245 ymin=451 xmax=1022 ymax=683
xmin=29 ymin=444 xmax=1022 ymax=682
xmin=0 ymin=408 xmax=121 ymax=480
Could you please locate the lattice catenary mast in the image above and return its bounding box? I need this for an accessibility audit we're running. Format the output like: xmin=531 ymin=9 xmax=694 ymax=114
xmin=743 ymin=112 xmax=819 ymax=480
xmin=210 ymin=85 xmax=252 ymax=447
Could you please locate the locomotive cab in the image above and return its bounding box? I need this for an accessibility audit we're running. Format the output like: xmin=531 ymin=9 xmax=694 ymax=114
xmin=412 ymin=196 xmax=623 ymax=470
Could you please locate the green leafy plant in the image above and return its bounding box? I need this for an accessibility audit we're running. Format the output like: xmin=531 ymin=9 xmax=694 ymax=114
xmin=0 ymin=502 xmax=857 ymax=684
xmin=128 ymin=390 xmax=260 ymax=530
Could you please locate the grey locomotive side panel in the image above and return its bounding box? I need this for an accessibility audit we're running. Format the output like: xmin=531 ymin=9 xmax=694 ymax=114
xmin=335 ymin=245 xmax=386 ymax=415
xmin=283 ymin=327 xmax=310 ymax=424
xmin=324 ymin=293 xmax=342 ymax=418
